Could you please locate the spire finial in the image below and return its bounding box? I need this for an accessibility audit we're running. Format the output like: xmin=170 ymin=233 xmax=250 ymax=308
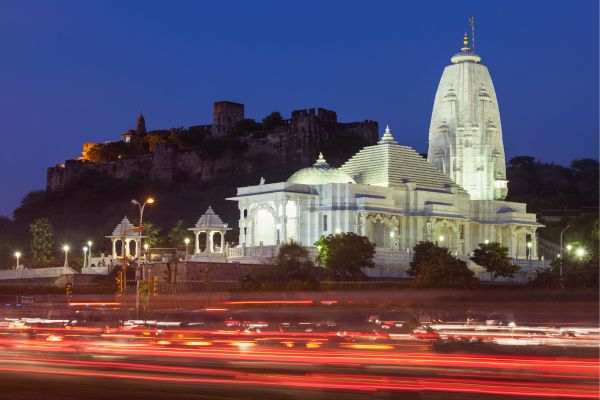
xmin=379 ymin=124 xmax=398 ymax=144
xmin=463 ymin=32 xmax=469 ymax=49
xmin=313 ymin=152 xmax=329 ymax=167
xmin=468 ymin=16 xmax=475 ymax=52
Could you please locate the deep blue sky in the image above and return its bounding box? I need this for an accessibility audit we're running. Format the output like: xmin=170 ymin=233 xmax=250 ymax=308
xmin=0 ymin=0 xmax=598 ymax=215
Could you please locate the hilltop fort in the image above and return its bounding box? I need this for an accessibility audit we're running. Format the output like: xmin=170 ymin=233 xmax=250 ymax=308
xmin=46 ymin=101 xmax=378 ymax=191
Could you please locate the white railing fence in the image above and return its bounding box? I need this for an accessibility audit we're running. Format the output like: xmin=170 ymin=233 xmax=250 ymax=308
xmin=0 ymin=266 xmax=78 ymax=280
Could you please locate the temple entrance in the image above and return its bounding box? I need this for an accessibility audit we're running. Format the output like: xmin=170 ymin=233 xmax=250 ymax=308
xmin=255 ymin=209 xmax=276 ymax=245
xmin=371 ymin=221 xmax=392 ymax=248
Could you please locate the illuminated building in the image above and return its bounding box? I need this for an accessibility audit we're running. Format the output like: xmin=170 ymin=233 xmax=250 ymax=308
xmin=227 ymin=30 xmax=544 ymax=279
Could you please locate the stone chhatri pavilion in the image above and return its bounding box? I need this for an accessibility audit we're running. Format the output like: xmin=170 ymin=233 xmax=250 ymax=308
xmin=106 ymin=217 xmax=145 ymax=259
xmin=188 ymin=206 xmax=231 ymax=259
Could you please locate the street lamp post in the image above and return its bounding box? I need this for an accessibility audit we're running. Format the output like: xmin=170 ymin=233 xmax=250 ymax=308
xmin=83 ymin=246 xmax=88 ymax=269
xmin=184 ymin=238 xmax=190 ymax=260
xmin=87 ymin=241 xmax=93 ymax=267
xmin=63 ymin=245 xmax=70 ymax=268
xmin=131 ymin=197 xmax=154 ymax=321
xmin=559 ymin=224 xmax=571 ymax=288
xmin=131 ymin=197 xmax=154 ymax=280
xmin=14 ymin=251 xmax=21 ymax=269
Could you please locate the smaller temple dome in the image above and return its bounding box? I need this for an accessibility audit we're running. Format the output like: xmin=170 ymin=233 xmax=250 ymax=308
xmin=287 ymin=153 xmax=356 ymax=185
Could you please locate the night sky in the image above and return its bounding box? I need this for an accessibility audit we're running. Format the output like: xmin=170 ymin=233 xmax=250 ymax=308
xmin=0 ymin=0 xmax=597 ymax=215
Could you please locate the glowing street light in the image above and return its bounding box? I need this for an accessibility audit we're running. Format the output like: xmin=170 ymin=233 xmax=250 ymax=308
xmin=484 ymin=239 xmax=490 ymax=244
xmin=83 ymin=246 xmax=88 ymax=268
xmin=87 ymin=241 xmax=93 ymax=267
xmin=389 ymin=231 xmax=395 ymax=238
xmin=527 ymin=241 xmax=532 ymax=260
xmin=566 ymin=244 xmax=573 ymax=253
xmin=144 ymin=243 xmax=149 ymax=262
xmin=63 ymin=245 xmax=70 ymax=268
xmin=576 ymin=248 xmax=586 ymax=258
xmin=14 ymin=251 xmax=21 ymax=269
xmin=184 ymin=238 xmax=190 ymax=259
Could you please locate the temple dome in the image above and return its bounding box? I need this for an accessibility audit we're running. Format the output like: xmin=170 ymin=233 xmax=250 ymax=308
xmin=287 ymin=153 xmax=356 ymax=185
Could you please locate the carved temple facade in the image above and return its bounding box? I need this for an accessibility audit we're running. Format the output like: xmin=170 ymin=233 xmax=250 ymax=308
xmin=228 ymin=128 xmax=542 ymax=262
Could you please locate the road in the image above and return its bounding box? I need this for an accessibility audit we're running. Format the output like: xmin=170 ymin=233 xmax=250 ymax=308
xmin=0 ymin=299 xmax=597 ymax=399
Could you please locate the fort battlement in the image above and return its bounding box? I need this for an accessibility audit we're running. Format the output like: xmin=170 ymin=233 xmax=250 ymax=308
xmin=46 ymin=101 xmax=379 ymax=191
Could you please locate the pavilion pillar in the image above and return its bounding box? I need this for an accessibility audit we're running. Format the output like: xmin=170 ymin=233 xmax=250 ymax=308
xmin=220 ymin=231 xmax=225 ymax=253
xmin=194 ymin=231 xmax=200 ymax=254
xmin=208 ymin=231 xmax=214 ymax=253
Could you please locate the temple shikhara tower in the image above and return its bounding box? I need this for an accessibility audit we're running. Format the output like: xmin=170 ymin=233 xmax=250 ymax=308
xmin=428 ymin=27 xmax=508 ymax=200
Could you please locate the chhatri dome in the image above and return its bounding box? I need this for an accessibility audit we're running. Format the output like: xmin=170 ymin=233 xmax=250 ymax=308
xmin=287 ymin=152 xmax=356 ymax=185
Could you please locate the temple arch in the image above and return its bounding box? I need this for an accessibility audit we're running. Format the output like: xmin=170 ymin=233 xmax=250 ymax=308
xmin=254 ymin=208 xmax=276 ymax=245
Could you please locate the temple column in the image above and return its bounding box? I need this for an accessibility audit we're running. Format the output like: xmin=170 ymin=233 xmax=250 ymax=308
xmin=509 ymin=226 xmax=517 ymax=258
xmin=281 ymin=197 xmax=287 ymax=243
xmin=112 ymin=239 xmax=117 ymax=259
xmin=220 ymin=231 xmax=225 ymax=253
xmin=531 ymin=229 xmax=538 ymax=259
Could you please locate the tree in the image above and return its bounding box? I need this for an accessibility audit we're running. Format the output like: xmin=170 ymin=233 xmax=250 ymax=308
xmin=241 ymin=243 xmax=318 ymax=290
xmin=408 ymin=241 xmax=449 ymax=276
xmin=315 ymin=233 xmax=375 ymax=280
xmin=411 ymin=255 xmax=478 ymax=289
xmin=142 ymin=223 xmax=163 ymax=248
xmin=275 ymin=243 xmax=315 ymax=283
xmin=262 ymin=112 xmax=285 ymax=130
xmin=470 ymin=242 xmax=519 ymax=284
xmin=409 ymin=241 xmax=478 ymax=288
xmin=29 ymin=218 xmax=55 ymax=267
xmin=529 ymin=255 xmax=599 ymax=289
xmin=167 ymin=220 xmax=188 ymax=247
